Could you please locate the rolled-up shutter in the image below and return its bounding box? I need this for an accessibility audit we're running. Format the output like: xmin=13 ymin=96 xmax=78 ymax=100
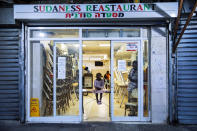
xmin=0 ymin=28 xmax=20 ymax=120
xmin=177 ymin=18 xmax=197 ymax=124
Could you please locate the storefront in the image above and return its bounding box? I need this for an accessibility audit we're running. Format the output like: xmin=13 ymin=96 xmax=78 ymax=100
xmin=13 ymin=2 xmax=178 ymax=123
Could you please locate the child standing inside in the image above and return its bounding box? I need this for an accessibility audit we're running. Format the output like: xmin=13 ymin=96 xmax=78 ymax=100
xmin=94 ymin=73 xmax=104 ymax=105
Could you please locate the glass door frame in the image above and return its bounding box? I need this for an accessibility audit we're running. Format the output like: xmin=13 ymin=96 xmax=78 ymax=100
xmin=110 ymin=39 xmax=150 ymax=122
xmin=52 ymin=40 xmax=82 ymax=121
xmin=26 ymin=27 xmax=150 ymax=123
xmin=111 ymin=40 xmax=142 ymax=121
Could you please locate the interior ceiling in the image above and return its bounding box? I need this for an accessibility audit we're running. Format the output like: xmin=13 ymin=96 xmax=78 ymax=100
xmin=82 ymin=41 xmax=136 ymax=59
xmin=83 ymin=41 xmax=110 ymax=56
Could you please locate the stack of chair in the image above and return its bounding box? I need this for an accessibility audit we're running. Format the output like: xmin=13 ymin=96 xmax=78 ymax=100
xmin=43 ymin=44 xmax=75 ymax=116
xmin=43 ymin=44 xmax=54 ymax=116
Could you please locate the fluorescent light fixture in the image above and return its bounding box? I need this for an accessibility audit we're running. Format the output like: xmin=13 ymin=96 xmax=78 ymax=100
xmin=38 ymin=27 xmax=45 ymax=29
xmin=99 ymin=44 xmax=110 ymax=47
xmin=74 ymin=44 xmax=79 ymax=47
xmin=170 ymin=13 xmax=176 ymax=17
xmin=39 ymin=32 xmax=45 ymax=37
xmin=104 ymin=55 xmax=108 ymax=60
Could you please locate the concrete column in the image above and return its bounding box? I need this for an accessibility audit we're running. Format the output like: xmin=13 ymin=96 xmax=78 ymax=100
xmin=32 ymin=43 xmax=43 ymax=111
xmin=151 ymin=27 xmax=168 ymax=123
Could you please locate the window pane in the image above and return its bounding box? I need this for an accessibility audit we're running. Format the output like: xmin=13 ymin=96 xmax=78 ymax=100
xmin=113 ymin=42 xmax=138 ymax=117
xmin=142 ymin=28 xmax=148 ymax=38
xmin=82 ymin=29 xmax=120 ymax=38
xmin=143 ymin=40 xmax=149 ymax=117
xmin=122 ymin=29 xmax=140 ymax=37
xmin=30 ymin=29 xmax=79 ymax=38
xmin=82 ymin=29 xmax=140 ymax=38
xmin=30 ymin=40 xmax=54 ymax=117
xmin=56 ymin=42 xmax=79 ymax=116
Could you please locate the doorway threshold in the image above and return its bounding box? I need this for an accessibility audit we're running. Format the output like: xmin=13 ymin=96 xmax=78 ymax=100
xmin=82 ymin=121 xmax=151 ymax=124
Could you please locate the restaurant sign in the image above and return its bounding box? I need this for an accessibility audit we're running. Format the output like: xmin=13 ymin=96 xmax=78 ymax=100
xmin=14 ymin=3 xmax=178 ymax=20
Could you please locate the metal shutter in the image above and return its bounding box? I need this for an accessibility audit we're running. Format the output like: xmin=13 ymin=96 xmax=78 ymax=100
xmin=177 ymin=17 xmax=197 ymax=124
xmin=0 ymin=28 xmax=20 ymax=120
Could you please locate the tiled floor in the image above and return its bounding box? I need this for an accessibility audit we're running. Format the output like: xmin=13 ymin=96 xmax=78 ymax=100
xmin=56 ymin=91 xmax=148 ymax=120
xmin=83 ymin=93 xmax=110 ymax=121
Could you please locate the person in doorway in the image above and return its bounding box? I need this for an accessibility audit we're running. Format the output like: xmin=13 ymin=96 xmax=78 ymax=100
xmin=94 ymin=73 xmax=104 ymax=105
xmin=128 ymin=60 xmax=138 ymax=115
xmin=104 ymin=71 xmax=111 ymax=89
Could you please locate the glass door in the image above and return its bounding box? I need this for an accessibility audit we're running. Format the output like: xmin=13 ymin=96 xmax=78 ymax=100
xmin=111 ymin=40 xmax=143 ymax=121
xmin=53 ymin=40 xmax=82 ymax=121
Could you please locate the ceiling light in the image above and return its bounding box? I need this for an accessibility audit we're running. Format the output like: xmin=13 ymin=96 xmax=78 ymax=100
xmin=170 ymin=13 xmax=176 ymax=17
xmin=38 ymin=27 xmax=45 ymax=29
xmin=74 ymin=44 xmax=79 ymax=47
xmin=99 ymin=44 xmax=110 ymax=47
xmin=104 ymin=55 xmax=108 ymax=60
xmin=39 ymin=32 xmax=45 ymax=37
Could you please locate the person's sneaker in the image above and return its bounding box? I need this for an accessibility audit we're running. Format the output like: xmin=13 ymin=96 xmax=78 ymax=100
xmin=98 ymin=101 xmax=102 ymax=105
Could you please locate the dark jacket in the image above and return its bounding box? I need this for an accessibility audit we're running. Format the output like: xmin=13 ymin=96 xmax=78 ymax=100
xmin=128 ymin=68 xmax=138 ymax=91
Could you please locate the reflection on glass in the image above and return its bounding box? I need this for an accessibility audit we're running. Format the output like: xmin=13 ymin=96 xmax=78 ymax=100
xmin=56 ymin=43 xmax=79 ymax=116
xmin=30 ymin=40 xmax=54 ymax=117
xmin=82 ymin=29 xmax=120 ymax=38
xmin=143 ymin=40 xmax=149 ymax=117
xmin=113 ymin=42 xmax=138 ymax=117
xmin=82 ymin=29 xmax=140 ymax=38
xmin=142 ymin=28 xmax=148 ymax=38
xmin=122 ymin=29 xmax=140 ymax=37
xmin=30 ymin=29 xmax=79 ymax=38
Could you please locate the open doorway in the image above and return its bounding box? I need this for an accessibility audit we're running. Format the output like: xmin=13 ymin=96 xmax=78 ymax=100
xmin=82 ymin=41 xmax=110 ymax=121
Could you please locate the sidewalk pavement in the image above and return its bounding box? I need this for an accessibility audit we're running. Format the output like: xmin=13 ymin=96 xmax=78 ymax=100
xmin=0 ymin=121 xmax=197 ymax=131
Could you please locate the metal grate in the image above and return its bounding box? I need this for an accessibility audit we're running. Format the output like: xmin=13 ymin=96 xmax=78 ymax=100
xmin=176 ymin=17 xmax=197 ymax=124
xmin=0 ymin=28 xmax=20 ymax=120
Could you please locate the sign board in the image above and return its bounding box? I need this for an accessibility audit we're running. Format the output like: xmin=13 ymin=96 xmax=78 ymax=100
xmin=118 ymin=60 xmax=126 ymax=71
xmin=126 ymin=41 xmax=139 ymax=51
xmin=14 ymin=3 xmax=178 ymax=20
xmin=58 ymin=57 xmax=66 ymax=79
xmin=84 ymin=77 xmax=92 ymax=87
xmin=30 ymin=98 xmax=40 ymax=117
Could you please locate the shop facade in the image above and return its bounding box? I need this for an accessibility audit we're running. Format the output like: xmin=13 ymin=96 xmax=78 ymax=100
xmin=26 ymin=27 xmax=151 ymax=122
xmin=0 ymin=2 xmax=179 ymax=123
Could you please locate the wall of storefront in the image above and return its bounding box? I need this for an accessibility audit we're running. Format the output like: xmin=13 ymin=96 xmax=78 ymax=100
xmin=0 ymin=15 xmax=169 ymax=123
xmin=151 ymin=27 xmax=168 ymax=123
xmin=2 ymin=1 xmax=192 ymax=124
xmin=0 ymin=7 xmax=169 ymax=124
xmin=0 ymin=8 xmax=15 ymax=25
